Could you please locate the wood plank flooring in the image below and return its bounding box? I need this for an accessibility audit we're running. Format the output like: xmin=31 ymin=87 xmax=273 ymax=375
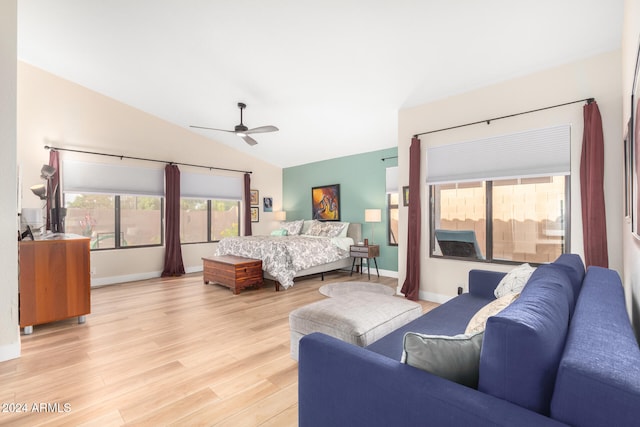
xmin=0 ymin=271 xmax=437 ymax=426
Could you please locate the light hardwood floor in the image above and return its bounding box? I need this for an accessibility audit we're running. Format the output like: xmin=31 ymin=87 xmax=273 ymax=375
xmin=0 ymin=271 xmax=437 ymax=426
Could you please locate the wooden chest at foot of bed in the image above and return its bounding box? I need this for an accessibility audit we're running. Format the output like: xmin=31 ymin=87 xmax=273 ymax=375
xmin=202 ymin=255 xmax=263 ymax=294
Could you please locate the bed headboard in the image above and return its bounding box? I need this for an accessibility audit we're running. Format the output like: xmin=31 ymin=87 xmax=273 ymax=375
xmin=347 ymin=223 xmax=362 ymax=243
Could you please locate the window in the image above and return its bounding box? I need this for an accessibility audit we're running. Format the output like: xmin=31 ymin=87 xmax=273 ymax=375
xmin=431 ymin=176 xmax=568 ymax=263
xmin=386 ymin=165 xmax=399 ymax=246
xmin=211 ymin=200 xmax=240 ymax=240
xmin=428 ymin=125 xmax=570 ymax=264
xmin=63 ymin=160 xmax=165 ymax=250
xmin=180 ymin=172 xmax=242 ymax=243
xmin=388 ymin=192 xmax=399 ymax=246
xmin=181 ymin=199 xmax=208 ymax=243
xmin=180 ymin=198 xmax=240 ymax=243
xmin=65 ymin=193 xmax=163 ymax=250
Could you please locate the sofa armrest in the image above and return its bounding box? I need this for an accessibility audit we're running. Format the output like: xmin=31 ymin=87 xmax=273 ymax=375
xmin=299 ymin=333 xmax=567 ymax=427
xmin=468 ymin=269 xmax=505 ymax=299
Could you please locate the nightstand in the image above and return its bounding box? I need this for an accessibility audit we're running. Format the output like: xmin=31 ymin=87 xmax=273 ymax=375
xmin=350 ymin=244 xmax=380 ymax=279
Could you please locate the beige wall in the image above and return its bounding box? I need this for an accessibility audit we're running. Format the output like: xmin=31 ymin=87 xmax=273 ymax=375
xmin=18 ymin=62 xmax=283 ymax=286
xmin=398 ymin=50 xmax=622 ymax=303
xmin=622 ymin=0 xmax=640 ymax=333
xmin=0 ymin=0 xmax=20 ymax=362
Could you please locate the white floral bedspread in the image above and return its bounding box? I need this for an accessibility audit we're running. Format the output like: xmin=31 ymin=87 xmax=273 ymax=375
xmin=214 ymin=235 xmax=352 ymax=289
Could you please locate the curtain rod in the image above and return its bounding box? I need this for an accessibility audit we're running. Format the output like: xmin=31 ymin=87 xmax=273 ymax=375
xmin=413 ymin=97 xmax=595 ymax=138
xmin=381 ymin=155 xmax=398 ymax=161
xmin=44 ymin=145 xmax=252 ymax=174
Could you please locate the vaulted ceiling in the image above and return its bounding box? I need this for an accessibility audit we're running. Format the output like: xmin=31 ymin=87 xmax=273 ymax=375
xmin=18 ymin=1 xmax=623 ymax=167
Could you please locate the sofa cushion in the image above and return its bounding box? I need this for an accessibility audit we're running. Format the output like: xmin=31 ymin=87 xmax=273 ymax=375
xmin=551 ymin=267 xmax=640 ymax=427
xmin=402 ymin=331 xmax=484 ymax=388
xmin=366 ymin=292 xmax=493 ymax=360
xmin=551 ymin=253 xmax=585 ymax=305
xmin=494 ymin=263 xmax=535 ymax=298
xmin=478 ymin=266 xmax=573 ymax=415
xmin=465 ymin=293 xmax=519 ymax=335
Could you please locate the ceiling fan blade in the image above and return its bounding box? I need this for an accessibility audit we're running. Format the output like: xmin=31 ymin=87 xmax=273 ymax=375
xmin=241 ymin=135 xmax=258 ymax=146
xmin=244 ymin=125 xmax=279 ymax=135
xmin=190 ymin=125 xmax=235 ymax=133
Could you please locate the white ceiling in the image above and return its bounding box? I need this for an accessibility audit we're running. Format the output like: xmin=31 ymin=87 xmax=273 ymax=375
xmin=17 ymin=0 xmax=623 ymax=168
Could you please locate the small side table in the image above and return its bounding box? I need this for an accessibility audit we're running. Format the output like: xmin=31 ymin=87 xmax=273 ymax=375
xmin=350 ymin=244 xmax=380 ymax=279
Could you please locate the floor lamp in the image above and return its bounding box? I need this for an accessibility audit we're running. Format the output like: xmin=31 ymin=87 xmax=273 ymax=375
xmin=364 ymin=209 xmax=381 ymax=244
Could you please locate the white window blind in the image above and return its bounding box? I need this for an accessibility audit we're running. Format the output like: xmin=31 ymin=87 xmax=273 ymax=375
xmin=180 ymin=172 xmax=243 ymax=200
xmin=63 ymin=160 xmax=164 ymax=196
xmin=386 ymin=166 xmax=398 ymax=193
xmin=426 ymin=124 xmax=571 ymax=184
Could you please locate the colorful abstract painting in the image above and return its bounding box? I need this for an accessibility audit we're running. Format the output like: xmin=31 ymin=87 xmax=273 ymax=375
xmin=311 ymin=184 xmax=340 ymax=221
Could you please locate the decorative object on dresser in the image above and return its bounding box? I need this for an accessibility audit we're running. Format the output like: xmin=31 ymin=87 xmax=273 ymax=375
xmin=19 ymin=234 xmax=91 ymax=335
xmin=202 ymin=255 xmax=263 ymax=294
xmin=350 ymin=244 xmax=380 ymax=279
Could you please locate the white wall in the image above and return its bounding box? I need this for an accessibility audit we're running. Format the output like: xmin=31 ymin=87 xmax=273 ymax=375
xmin=622 ymin=0 xmax=640 ymax=334
xmin=398 ymin=50 xmax=622 ymax=303
xmin=0 ymin=0 xmax=20 ymax=362
xmin=17 ymin=62 xmax=283 ymax=286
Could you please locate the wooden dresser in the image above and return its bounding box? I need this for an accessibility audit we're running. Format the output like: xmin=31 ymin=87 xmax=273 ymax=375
xmin=19 ymin=234 xmax=91 ymax=334
xmin=202 ymin=255 xmax=263 ymax=294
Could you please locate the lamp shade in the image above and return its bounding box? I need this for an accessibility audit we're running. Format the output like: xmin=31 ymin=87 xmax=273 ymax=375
xmin=365 ymin=209 xmax=382 ymax=223
xmin=30 ymin=184 xmax=46 ymax=200
xmin=40 ymin=164 xmax=56 ymax=179
xmin=274 ymin=211 xmax=287 ymax=221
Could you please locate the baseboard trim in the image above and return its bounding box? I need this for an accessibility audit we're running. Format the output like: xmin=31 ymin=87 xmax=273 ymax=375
xmin=91 ymin=265 xmax=399 ymax=287
xmin=0 ymin=341 xmax=20 ymax=362
xmin=91 ymin=271 xmax=163 ymax=287
xmin=418 ymin=290 xmax=454 ymax=304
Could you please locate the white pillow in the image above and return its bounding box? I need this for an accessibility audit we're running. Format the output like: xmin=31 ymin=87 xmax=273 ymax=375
xmin=301 ymin=220 xmax=317 ymax=235
xmin=494 ymin=263 xmax=535 ymax=298
xmin=465 ymin=293 xmax=520 ymax=335
xmin=305 ymin=221 xmax=345 ymax=237
xmin=337 ymin=222 xmax=350 ymax=238
xmin=280 ymin=220 xmax=303 ymax=236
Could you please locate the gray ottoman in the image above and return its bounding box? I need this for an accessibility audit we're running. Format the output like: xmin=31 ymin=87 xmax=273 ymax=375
xmin=289 ymin=291 xmax=422 ymax=360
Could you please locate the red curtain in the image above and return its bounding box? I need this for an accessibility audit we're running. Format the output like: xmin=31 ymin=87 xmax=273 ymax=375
xmin=244 ymin=173 xmax=252 ymax=236
xmin=162 ymin=164 xmax=185 ymax=277
xmin=47 ymin=150 xmax=63 ymax=233
xmin=579 ymin=101 xmax=608 ymax=268
xmin=401 ymin=137 xmax=422 ymax=300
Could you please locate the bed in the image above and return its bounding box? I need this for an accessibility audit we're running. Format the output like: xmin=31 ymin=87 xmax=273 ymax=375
xmin=214 ymin=221 xmax=361 ymax=290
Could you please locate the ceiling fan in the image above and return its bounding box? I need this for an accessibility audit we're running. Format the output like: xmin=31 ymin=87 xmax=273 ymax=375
xmin=190 ymin=102 xmax=279 ymax=146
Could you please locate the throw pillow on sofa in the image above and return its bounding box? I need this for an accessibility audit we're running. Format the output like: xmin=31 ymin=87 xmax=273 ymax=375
xmin=494 ymin=263 xmax=535 ymax=298
xmin=465 ymin=293 xmax=519 ymax=335
xmin=401 ymin=330 xmax=484 ymax=388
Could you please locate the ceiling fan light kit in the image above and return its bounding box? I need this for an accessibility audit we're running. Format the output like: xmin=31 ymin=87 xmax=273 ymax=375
xmin=191 ymin=102 xmax=278 ymax=146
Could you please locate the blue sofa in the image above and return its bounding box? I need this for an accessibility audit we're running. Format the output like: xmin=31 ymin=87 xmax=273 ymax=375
xmin=298 ymin=254 xmax=640 ymax=426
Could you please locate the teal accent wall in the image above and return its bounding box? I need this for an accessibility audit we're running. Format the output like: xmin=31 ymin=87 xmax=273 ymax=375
xmin=283 ymin=147 xmax=398 ymax=272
